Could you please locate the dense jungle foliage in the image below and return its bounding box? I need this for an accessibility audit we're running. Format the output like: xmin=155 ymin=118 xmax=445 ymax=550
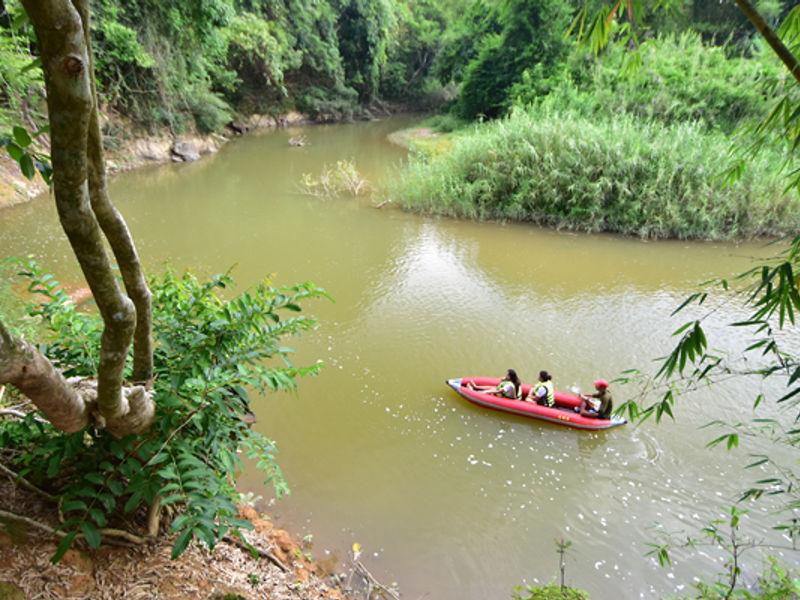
xmin=0 ymin=0 xmax=460 ymax=132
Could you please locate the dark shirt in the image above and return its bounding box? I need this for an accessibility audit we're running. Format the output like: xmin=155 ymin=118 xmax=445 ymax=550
xmin=593 ymin=389 xmax=613 ymax=420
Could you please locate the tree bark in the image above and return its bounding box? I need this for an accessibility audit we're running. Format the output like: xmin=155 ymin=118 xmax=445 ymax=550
xmin=735 ymin=0 xmax=800 ymax=85
xmin=18 ymin=0 xmax=154 ymax=437
xmin=73 ymin=0 xmax=153 ymax=384
xmin=0 ymin=319 xmax=89 ymax=433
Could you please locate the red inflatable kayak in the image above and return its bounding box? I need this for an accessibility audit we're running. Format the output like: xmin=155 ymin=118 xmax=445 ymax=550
xmin=446 ymin=377 xmax=627 ymax=431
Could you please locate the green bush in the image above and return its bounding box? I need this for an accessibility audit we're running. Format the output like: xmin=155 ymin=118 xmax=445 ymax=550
xmin=379 ymin=0 xmax=449 ymax=101
xmin=295 ymin=85 xmax=359 ymax=122
xmin=684 ymin=557 xmax=800 ymax=599
xmin=422 ymin=113 xmax=468 ymax=133
xmin=511 ymin=34 xmax=785 ymax=134
xmin=0 ymin=262 xmax=326 ymax=560
xmin=513 ymin=585 xmax=588 ymax=600
xmin=455 ymin=0 xmax=569 ymax=119
xmin=89 ymin=0 xmax=235 ymax=132
xmin=390 ymin=107 xmax=800 ymax=240
xmin=222 ymin=12 xmax=301 ymax=113
xmin=0 ymin=13 xmax=43 ymax=129
xmin=187 ymin=88 xmax=234 ymax=134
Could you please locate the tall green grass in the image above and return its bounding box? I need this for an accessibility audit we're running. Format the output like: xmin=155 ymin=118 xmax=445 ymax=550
xmin=390 ymin=108 xmax=800 ymax=240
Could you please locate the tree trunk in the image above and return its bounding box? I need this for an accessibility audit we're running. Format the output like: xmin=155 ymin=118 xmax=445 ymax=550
xmin=13 ymin=0 xmax=154 ymax=437
xmin=73 ymin=0 xmax=154 ymax=384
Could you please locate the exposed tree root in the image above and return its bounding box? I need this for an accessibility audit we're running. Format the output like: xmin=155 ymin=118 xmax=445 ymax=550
xmin=0 ymin=508 xmax=147 ymax=545
xmin=0 ymin=462 xmax=57 ymax=502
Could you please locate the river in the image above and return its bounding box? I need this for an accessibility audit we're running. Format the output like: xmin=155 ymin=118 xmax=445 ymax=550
xmin=0 ymin=116 xmax=797 ymax=599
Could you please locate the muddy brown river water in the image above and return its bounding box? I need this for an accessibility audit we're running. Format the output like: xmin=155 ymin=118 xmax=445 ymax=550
xmin=1 ymin=116 xmax=797 ymax=598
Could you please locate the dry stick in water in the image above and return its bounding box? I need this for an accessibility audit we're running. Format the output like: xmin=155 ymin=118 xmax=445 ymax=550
xmin=349 ymin=561 xmax=400 ymax=600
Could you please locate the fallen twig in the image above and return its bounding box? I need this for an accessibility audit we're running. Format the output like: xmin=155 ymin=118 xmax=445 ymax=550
xmin=0 ymin=508 xmax=147 ymax=545
xmin=223 ymin=533 xmax=289 ymax=573
xmin=0 ymin=407 xmax=47 ymax=424
xmin=0 ymin=462 xmax=58 ymax=502
xmin=354 ymin=561 xmax=400 ymax=600
xmin=0 ymin=408 xmax=27 ymax=419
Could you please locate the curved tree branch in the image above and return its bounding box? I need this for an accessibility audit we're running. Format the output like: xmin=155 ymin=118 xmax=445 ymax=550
xmin=73 ymin=0 xmax=153 ymax=384
xmin=0 ymin=318 xmax=90 ymax=433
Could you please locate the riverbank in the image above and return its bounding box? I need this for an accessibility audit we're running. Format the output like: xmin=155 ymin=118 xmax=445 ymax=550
xmin=0 ymin=109 xmax=311 ymax=210
xmin=0 ymin=463 xmax=349 ymax=600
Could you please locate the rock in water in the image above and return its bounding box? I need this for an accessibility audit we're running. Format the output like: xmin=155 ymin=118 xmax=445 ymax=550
xmin=171 ymin=140 xmax=200 ymax=162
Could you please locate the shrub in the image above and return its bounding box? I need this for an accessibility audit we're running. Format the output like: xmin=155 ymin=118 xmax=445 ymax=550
xmin=390 ymin=108 xmax=800 ymax=240
xmin=0 ymin=262 xmax=326 ymax=560
xmin=222 ymin=12 xmax=301 ymax=113
xmin=187 ymin=88 xmax=234 ymax=134
xmin=423 ymin=113 xmax=468 ymax=134
xmin=300 ymin=160 xmax=370 ymax=197
xmin=0 ymin=17 xmax=43 ymax=129
xmin=511 ymin=34 xmax=785 ymax=134
xmin=513 ymin=585 xmax=588 ymax=600
xmin=455 ymin=0 xmax=569 ymax=119
xmin=295 ymin=85 xmax=359 ymax=122
xmin=685 ymin=557 xmax=800 ymax=599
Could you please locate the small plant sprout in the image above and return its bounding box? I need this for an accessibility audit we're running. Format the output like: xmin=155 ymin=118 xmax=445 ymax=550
xmin=555 ymin=538 xmax=573 ymax=590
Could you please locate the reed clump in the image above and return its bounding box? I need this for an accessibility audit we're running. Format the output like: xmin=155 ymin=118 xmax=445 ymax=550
xmin=300 ymin=160 xmax=370 ymax=198
xmin=391 ymin=108 xmax=800 ymax=240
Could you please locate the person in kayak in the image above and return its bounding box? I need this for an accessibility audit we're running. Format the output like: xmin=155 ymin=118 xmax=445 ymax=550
xmin=526 ymin=370 xmax=555 ymax=407
xmin=467 ymin=369 xmax=522 ymax=399
xmin=578 ymin=379 xmax=613 ymax=419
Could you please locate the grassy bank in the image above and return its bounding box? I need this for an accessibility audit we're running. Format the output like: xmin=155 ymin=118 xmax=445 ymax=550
xmin=389 ymin=109 xmax=800 ymax=240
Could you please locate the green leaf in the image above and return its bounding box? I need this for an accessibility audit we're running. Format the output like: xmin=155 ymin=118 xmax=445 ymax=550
xmin=20 ymin=154 xmax=36 ymax=179
xmin=777 ymin=386 xmax=800 ymax=403
xmin=171 ymin=528 xmax=194 ymax=559
xmin=85 ymin=473 xmax=104 ymax=485
xmin=107 ymin=479 xmax=124 ymax=496
xmin=80 ymin=522 xmax=102 ymax=549
xmin=62 ymin=500 xmax=88 ymax=513
xmin=124 ymin=490 xmax=144 ymax=513
xmin=20 ymin=57 xmax=42 ymax=75
xmin=88 ymin=508 xmax=107 ymax=528
xmin=52 ymin=532 xmax=77 ymax=563
xmin=5 ymin=142 xmax=23 ymax=161
xmin=12 ymin=126 xmax=32 ymax=148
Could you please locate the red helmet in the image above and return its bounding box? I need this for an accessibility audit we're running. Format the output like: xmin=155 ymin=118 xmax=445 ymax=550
xmin=593 ymin=379 xmax=609 ymax=390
